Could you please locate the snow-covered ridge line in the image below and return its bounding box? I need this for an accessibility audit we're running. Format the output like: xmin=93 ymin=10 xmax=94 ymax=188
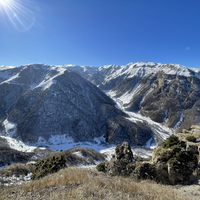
xmin=0 ymin=62 xmax=199 ymax=92
xmin=0 ymin=62 xmax=199 ymax=78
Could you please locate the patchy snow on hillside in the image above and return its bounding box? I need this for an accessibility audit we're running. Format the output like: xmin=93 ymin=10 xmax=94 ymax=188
xmin=174 ymin=110 xmax=184 ymax=128
xmin=37 ymin=79 xmax=57 ymax=90
xmin=0 ymin=173 xmax=32 ymax=186
xmin=3 ymin=119 xmax=17 ymax=137
xmin=0 ymin=70 xmax=15 ymax=81
xmin=28 ymin=135 xmax=111 ymax=153
xmin=0 ymin=73 xmax=20 ymax=85
xmin=0 ymin=136 xmax=37 ymax=152
xmin=125 ymin=111 xmax=173 ymax=140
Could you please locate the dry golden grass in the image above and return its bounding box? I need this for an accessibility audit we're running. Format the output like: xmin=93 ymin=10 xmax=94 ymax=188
xmin=0 ymin=167 xmax=196 ymax=200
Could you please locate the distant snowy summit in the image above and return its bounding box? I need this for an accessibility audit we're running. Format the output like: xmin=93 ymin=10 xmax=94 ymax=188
xmin=0 ymin=62 xmax=200 ymax=148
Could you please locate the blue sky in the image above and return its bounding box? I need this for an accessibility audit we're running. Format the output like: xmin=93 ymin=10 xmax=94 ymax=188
xmin=0 ymin=0 xmax=200 ymax=68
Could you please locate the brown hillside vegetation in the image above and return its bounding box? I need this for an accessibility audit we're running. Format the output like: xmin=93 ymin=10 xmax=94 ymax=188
xmin=0 ymin=167 xmax=195 ymax=200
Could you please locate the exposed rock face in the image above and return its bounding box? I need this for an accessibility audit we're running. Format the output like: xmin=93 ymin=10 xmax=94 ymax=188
xmin=0 ymin=64 xmax=154 ymax=146
xmin=177 ymin=125 xmax=200 ymax=141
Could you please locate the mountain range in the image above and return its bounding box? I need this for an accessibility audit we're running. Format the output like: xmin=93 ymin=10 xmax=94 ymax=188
xmin=0 ymin=62 xmax=199 ymax=149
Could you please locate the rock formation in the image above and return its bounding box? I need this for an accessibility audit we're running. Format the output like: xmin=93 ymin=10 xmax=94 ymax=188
xmin=106 ymin=128 xmax=200 ymax=185
xmin=107 ymin=141 xmax=135 ymax=176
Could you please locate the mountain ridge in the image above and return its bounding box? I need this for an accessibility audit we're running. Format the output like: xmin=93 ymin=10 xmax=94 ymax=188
xmin=0 ymin=62 xmax=199 ymax=149
xmin=0 ymin=64 xmax=159 ymax=148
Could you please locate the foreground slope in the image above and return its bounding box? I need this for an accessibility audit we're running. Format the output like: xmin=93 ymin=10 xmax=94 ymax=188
xmin=0 ymin=167 xmax=194 ymax=200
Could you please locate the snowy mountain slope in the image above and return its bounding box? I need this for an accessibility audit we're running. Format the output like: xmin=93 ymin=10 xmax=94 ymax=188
xmin=64 ymin=62 xmax=200 ymax=130
xmin=0 ymin=64 xmax=155 ymax=147
xmin=0 ymin=62 xmax=199 ymax=150
xmin=0 ymin=136 xmax=37 ymax=152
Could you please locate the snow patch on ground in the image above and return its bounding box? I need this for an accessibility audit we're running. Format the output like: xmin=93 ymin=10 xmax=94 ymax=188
xmin=77 ymin=164 xmax=97 ymax=169
xmin=0 ymin=173 xmax=32 ymax=186
xmin=29 ymin=135 xmax=111 ymax=152
xmin=125 ymin=111 xmax=173 ymax=140
xmin=163 ymin=110 xmax=168 ymax=122
xmin=100 ymin=147 xmax=116 ymax=161
xmin=0 ymin=162 xmax=16 ymax=170
xmin=0 ymin=70 xmax=15 ymax=82
xmin=143 ymin=138 xmax=157 ymax=149
xmin=0 ymin=73 xmax=20 ymax=85
xmin=37 ymin=79 xmax=57 ymax=90
xmin=0 ymin=65 xmax=16 ymax=70
xmin=0 ymin=136 xmax=37 ymax=152
xmin=93 ymin=135 xmax=106 ymax=145
xmin=48 ymin=134 xmax=73 ymax=145
xmin=139 ymin=87 xmax=154 ymax=108
xmin=72 ymin=151 xmax=84 ymax=158
xmin=174 ymin=110 xmax=184 ymax=128
xmin=3 ymin=119 xmax=17 ymax=137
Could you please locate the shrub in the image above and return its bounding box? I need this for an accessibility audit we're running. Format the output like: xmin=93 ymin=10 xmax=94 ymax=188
xmin=159 ymin=144 xmax=192 ymax=165
xmin=96 ymin=162 xmax=106 ymax=172
xmin=185 ymin=136 xmax=196 ymax=142
xmin=162 ymin=135 xmax=179 ymax=148
xmin=31 ymin=154 xmax=66 ymax=180
xmin=170 ymin=144 xmax=181 ymax=152
xmin=159 ymin=150 xmax=174 ymax=162
xmin=187 ymin=126 xmax=192 ymax=131
xmin=168 ymin=157 xmax=178 ymax=165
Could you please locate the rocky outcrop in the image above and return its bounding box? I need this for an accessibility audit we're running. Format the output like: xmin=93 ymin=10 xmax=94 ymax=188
xmin=151 ymin=127 xmax=200 ymax=184
xmin=106 ymin=132 xmax=200 ymax=184
xmin=107 ymin=141 xmax=135 ymax=176
xmin=106 ymin=141 xmax=157 ymax=180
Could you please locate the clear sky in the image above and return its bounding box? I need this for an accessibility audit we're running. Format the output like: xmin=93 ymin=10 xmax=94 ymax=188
xmin=0 ymin=0 xmax=200 ymax=68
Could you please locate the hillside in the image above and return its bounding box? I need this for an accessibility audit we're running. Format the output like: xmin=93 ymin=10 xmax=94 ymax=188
xmin=64 ymin=62 xmax=200 ymax=130
xmin=0 ymin=63 xmax=173 ymax=148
